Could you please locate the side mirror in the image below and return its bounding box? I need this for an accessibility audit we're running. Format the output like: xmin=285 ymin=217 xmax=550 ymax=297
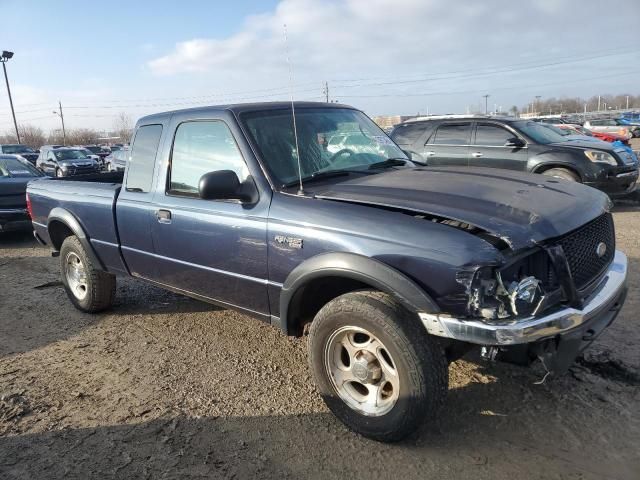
xmin=198 ymin=170 xmax=258 ymax=203
xmin=505 ymin=137 xmax=525 ymax=148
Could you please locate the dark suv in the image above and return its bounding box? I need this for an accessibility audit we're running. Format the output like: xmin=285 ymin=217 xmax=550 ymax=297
xmin=390 ymin=115 xmax=639 ymax=197
xmin=0 ymin=144 xmax=39 ymax=165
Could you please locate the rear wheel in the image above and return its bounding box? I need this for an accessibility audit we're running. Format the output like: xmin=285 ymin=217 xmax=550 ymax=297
xmin=308 ymin=290 xmax=448 ymax=442
xmin=60 ymin=236 xmax=115 ymax=312
xmin=542 ymin=167 xmax=580 ymax=182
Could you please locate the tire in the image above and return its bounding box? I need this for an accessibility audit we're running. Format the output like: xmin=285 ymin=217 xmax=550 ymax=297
xmin=542 ymin=167 xmax=580 ymax=182
xmin=308 ymin=290 xmax=448 ymax=442
xmin=60 ymin=235 xmax=115 ymax=312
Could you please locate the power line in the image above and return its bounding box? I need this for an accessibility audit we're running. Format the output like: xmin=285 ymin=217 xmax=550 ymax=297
xmin=336 ymin=69 xmax=640 ymax=98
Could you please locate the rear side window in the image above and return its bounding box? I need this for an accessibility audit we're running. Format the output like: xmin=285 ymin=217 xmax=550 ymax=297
xmin=169 ymin=120 xmax=248 ymax=197
xmin=391 ymin=123 xmax=430 ymax=145
xmin=474 ymin=124 xmax=514 ymax=146
xmin=431 ymin=123 xmax=471 ymax=145
xmin=126 ymin=125 xmax=163 ymax=192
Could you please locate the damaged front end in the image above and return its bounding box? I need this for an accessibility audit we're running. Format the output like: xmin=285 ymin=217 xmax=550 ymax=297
xmin=457 ymin=247 xmax=560 ymax=321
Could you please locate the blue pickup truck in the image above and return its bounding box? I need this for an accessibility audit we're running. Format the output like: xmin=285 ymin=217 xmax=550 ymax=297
xmin=26 ymin=102 xmax=628 ymax=441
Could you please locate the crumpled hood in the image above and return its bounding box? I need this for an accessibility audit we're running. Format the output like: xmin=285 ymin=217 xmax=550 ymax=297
xmin=314 ymin=166 xmax=610 ymax=250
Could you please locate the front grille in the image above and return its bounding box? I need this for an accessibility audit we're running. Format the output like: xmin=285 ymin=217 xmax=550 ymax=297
xmin=557 ymin=213 xmax=615 ymax=290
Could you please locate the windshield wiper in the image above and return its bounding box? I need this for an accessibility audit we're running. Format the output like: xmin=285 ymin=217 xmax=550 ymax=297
xmin=281 ymin=169 xmax=367 ymax=188
xmin=367 ymin=158 xmax=411 ymax=170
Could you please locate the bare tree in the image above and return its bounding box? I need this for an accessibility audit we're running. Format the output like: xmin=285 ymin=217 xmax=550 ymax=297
xmin=113 ymin=112 xmax=133 ymax=144
xmin=0 ymin=124 xmax=46 ymax=148
xmin=46 ymin=128 xmax=99 ymax=146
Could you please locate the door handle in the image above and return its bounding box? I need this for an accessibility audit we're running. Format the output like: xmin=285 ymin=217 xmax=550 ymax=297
xmin=156 ymin=209 xmax=172 ymax=224
xmin=471 ymin=152 xmax=483 ymax=158
xmin=424 ymin=151 xmax=436 ymax=157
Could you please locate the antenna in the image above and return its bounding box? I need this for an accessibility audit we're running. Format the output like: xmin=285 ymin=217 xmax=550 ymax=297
xmin=283 ymin=23 xmax=304 ymax=195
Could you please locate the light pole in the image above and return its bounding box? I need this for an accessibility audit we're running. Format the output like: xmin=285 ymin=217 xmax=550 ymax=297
xmin=534 ymin=95 xmax=541 ymax=115
xmin=482 ymin=94 xmax=490 ymax=114
xmin=53 ymin=100 xmax=66 ymax=145
xmin=1 ymin=50 xmax=20 ymax=144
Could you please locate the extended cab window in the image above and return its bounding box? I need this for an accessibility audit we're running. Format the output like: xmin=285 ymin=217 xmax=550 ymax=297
xmin=126 ymin=124 xmax=163 ymax=192
xmin=169 ymin=120 xmax=248 ymax=196
xmin=430 ymin=123 xmax=471 ymax=145
xmin=475 ymin=124 xmax=514 ymax=146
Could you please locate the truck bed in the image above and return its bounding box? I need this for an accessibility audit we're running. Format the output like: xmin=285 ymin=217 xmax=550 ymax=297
xmin=27 ymin=172 xmax=126 ymax=273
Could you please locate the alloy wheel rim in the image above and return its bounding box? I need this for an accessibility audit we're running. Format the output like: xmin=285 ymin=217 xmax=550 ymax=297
xmin=65 ymin=252 xmax=88 ymax=300
xmin=324 ymin=326 xmax=400 ymax=416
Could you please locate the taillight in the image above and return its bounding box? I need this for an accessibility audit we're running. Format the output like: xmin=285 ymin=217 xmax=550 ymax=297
xmin=26 ymin=192 xmax=33 ymax=218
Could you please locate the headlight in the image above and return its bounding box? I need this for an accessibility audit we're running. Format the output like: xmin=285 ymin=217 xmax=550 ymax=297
xmin=463 ymin=252 xmax=550 ymax=320
xmin=584 ymin=150 xmax=617 ymax=165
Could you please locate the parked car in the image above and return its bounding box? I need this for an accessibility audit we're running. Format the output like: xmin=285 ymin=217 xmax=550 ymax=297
xmin=0 ymin=144 xmax=40 ymax=165
xmin=616 ymin=118 xmax=640 ymax=137
xmin=104 ymin=149 xmax=128 ymax=172
xmin=0 ymin=154 xmax=43 ymax=232
xmin=27 ymin=102 xmax=628 ymax=442
xmin=583 ymin=119 xmax=634 ymax=139
xmin=556 ymin=124 xmax=630 ymax=145
xmin=391 ymin=115 xmax=638 ymax=197
xmin=36 ymin=147 xmax=101 ymax=177
xmin=83 ymin=145 xmax=111 ymax=163
xmin=75 ymin=147 xmax=101 ymax=164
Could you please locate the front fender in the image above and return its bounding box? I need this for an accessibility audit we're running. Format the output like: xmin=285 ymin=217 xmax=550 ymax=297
xmin=279 ymin=252 xmax=440 ymax=334
xmin=48 ymin=207 xmax=105 ymax=270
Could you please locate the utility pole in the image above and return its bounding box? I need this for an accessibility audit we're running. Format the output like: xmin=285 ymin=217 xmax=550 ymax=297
xmin=1 ymin=50 xmax=20 ymax=144
xmin=482 ymin=94 xmax=490 ymax=114
xmin=322 ymin=81 xmax=329 ymax=103
xmin=53 ymin=100 xmax=66 ymax=145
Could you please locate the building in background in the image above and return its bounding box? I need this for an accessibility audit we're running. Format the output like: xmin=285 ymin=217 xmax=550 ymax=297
xmin=372 ymin=115 xmax=416 ymax=131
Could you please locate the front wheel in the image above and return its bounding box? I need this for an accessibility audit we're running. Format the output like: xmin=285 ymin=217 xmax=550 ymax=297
xmin=542 ymin=167 xmax=580 ymax=182
xmin=308 ymin=290 xmax=448 ymax=442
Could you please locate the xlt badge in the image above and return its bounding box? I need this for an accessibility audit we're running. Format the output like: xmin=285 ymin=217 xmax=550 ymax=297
xmin=275 ymin=235 xmax=303 ymax=249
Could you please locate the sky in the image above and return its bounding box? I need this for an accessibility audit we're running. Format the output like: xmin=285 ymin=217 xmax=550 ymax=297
xmin=1 ymin=0 xmax=639 ymax=133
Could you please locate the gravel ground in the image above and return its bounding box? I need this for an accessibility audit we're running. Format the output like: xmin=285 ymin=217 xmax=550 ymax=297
xmin=1 ymin=201 xmax=639 ymax=479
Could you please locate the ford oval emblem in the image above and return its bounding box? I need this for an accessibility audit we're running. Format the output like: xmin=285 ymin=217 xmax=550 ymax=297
xmin=596 ymin=242 xmax=607 ymax=258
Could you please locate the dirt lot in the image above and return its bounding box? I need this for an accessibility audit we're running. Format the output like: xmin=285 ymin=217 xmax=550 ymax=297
xmin=1 ymin=204 xmax=639 ymax=478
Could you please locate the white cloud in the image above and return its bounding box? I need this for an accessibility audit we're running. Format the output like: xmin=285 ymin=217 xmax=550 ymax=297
xmin=144 ymin=0 xmax=640 ymax=115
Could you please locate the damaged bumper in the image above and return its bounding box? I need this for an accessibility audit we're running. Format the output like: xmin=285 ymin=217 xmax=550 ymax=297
xmin=419 ymin=250 xmax=627 ymax=346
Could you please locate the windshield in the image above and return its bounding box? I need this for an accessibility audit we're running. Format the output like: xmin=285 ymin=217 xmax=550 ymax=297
xmin=54 ymin=149 xmax=90 ymax=160
xmin=3 ymin=145 xmax=35 ymax=154
xmin=85 ymin=146 xmax=102 ymax=153
xmin=514 ymin=121 xmax=568 ymax=144
xmin=0 ymin=157 xmax=41 ymax=177
xmin=242 ymin=107 xmax=407 ymax=187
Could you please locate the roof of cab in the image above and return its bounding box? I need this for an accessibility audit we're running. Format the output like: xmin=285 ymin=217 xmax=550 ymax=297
xmin=137 ymin=101 xmax=356 ymax=125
